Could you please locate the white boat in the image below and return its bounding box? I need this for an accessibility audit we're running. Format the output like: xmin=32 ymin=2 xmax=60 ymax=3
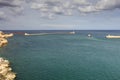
xmin=106 ymin=35 xmax=120 ymax=39
xmin=69 ymin=31 xmax=75 ymax=34
xmin=88 ymin=34 xmax=92 ymax=37
xmin=24 ymin=33 xmax=30 ymax=36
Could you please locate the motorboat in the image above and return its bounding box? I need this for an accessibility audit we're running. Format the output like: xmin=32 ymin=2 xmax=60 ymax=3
xmin=88 ymin=34 xmax=92 ymax=37
xmin=69 ymin=31 xmax=75 ymax=34
xmin=24 ymin=33 xmax=30 ymax=36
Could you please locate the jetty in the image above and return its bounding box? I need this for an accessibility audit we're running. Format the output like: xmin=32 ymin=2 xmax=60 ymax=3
xmin=106 ymin=35 xmax=120 ymax=39
xmin=0 ymin=31 xmax=13 ymax=47
xmin=0 ymin=57 xmax=16 ymax=80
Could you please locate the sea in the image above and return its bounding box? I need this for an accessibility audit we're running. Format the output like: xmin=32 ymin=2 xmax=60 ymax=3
xmin=0 ymin=30 xmax=120 ymax=80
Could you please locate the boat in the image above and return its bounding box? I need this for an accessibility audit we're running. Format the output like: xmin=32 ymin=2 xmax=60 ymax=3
xmin=69 ymin=31 xmax=75 ymax=34
xmin=88 ymin=34 xmax=92 ymax=37
xmin=24 ymin=33 xmax=30 ymax=36
xmin=106 ymin=35 xmax=120 ymax=39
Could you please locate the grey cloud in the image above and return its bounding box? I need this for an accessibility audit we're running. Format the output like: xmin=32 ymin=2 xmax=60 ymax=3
xmin=0 ymin=2 xmax=18 ymax=7
xmin=1 ymin=0 xmax=120 ymax=20
xmin=73 ymin=0 xmax=90 ymax=6
xmin=78 ymin=0 xmax=120 ymax=13
xmin=45 ymin=1 xmax=60 ymax=6
xmin=32 ymin=0 xmax=117 ymax=19
xmin=0 ymin=11 xmax=6 ymax=20
xmin=78 ymin=5 xmax=99 ymax=13
xmin=0 ymin=0 xmax=25 ymax=20
xmin=0 ymin=0 xmax=24 ymax=7
xmin=96 ymin=0 xmax=120 ymax=10
xmin=31 ymin=0 xmax=90 ymax=19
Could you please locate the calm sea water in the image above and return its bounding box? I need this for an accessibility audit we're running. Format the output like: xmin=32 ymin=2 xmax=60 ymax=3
xmin=1 ymin=30 xmax=120 ymax=80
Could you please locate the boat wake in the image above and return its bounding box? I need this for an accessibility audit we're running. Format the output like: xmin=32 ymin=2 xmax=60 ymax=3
xmin=24 ymin=31 xmax=75 ymax=36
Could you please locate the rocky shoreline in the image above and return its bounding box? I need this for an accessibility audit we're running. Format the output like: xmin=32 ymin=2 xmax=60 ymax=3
xmin=0 ymin=58 xmax=16 ymax=80
xmin=0 ymin=31 xmax=13 ymax=47
xmin=0 ymin=31 xmax=16 ymax=80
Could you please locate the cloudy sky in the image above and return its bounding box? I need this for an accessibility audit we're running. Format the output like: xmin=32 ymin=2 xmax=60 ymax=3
xmin=0 ymin=0 xmax=120 ymax=30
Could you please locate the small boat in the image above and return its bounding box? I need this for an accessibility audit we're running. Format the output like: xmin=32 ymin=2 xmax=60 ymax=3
xmin=106 ymin=35 xmax=120 ymax=39
xmin=69 ymin=31 xmax=75 ymax=34
xmin=24 ymin=33 xmax=30 ymax=36
xmin=88 ymin=34 xmax=92 ymax=37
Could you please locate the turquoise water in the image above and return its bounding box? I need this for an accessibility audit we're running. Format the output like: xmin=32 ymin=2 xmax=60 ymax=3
xmin=1 ymin=30 xmax=120 ymax=80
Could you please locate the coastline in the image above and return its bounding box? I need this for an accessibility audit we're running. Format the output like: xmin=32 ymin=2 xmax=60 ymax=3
xmin=0 ymin=31 xmax=13 ymax=47
xmin=0 ymin=57 xmax=16 ymax=80
xmin=0 ymin=31 xmax=15 ymax=80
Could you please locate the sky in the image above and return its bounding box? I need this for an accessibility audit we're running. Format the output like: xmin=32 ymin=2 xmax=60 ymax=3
xmin=0 ymin=0 xmax=120 ymax=30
